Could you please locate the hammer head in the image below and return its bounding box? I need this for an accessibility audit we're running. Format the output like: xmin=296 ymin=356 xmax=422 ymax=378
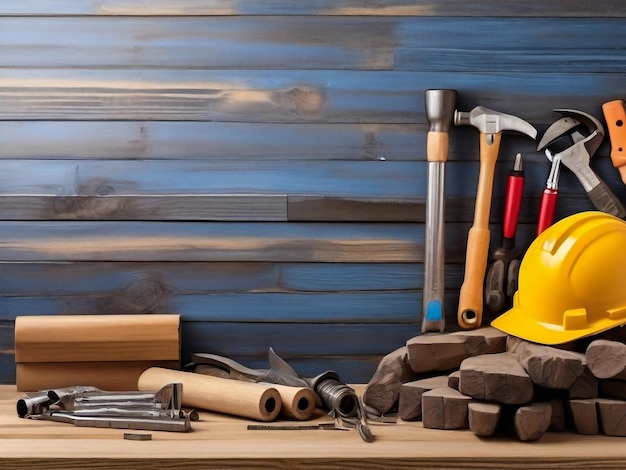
xmin=454 ymin=106 xmax=537 ymax=140
xmin=425 ymin=89 xmax=458 ymax=132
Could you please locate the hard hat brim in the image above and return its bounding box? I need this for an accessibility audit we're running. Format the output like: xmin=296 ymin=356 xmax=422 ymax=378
xmin=491 ymin=306 xmax=623 ymax=346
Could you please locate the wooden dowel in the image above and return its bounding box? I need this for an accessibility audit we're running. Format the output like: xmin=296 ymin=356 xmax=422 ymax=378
xmin=271 ymin=384 xmax=317 ymax=421
xmin=138 ymin=367 xmax=281 ymax=422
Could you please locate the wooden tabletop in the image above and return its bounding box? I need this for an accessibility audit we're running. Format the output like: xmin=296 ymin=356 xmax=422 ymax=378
xmin=1 ymin=385 xmax=626 ymax=469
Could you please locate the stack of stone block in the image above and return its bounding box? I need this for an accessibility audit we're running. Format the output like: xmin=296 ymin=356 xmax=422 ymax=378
xmin=363 ymin=327 xmax=626 ymax=441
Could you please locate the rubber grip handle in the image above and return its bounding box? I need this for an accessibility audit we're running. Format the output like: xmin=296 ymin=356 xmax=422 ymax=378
xmin=422 ymin=300 xmax=444 ymax=333
xmin=503 ymin=174 xmax=524 ymax=239
xmin=484 ymin=259 xmax=506 ymax=313
xmin=457 ymin=227 xmax=490 ymax=329
xmin=587 ymin=180 xmax=626 ymax=218
xmin=537 ymin=188 xmax=558 ymax=235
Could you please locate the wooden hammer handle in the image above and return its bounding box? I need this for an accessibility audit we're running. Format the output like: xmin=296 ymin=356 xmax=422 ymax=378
xmin=458 ymin=132 xmax=501 ymax=329
xmin=427 ymin=131 xmax=450 ymax=163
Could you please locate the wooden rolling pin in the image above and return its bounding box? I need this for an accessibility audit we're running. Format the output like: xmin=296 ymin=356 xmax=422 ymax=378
xmin=138 ymin=367 xmax=281 ymax=421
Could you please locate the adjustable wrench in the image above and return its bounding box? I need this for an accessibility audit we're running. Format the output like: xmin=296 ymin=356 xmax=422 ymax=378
xmin=537 ymin=109 xmax=626 ymax=219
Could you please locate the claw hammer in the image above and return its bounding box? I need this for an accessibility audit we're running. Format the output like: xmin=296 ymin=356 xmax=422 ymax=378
xmin=454 ymin=106 xmax=536 ymax=329
xmin=422 ymin=89 xmax=457 ymax=333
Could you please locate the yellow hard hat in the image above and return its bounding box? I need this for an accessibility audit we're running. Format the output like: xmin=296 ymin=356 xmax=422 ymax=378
xmin=491 ymin=211 xmax=626 ymax=345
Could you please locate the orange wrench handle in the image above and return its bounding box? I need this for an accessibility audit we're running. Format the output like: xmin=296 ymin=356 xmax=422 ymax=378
xmin=602 ymin=99 xmax=626 ymax=184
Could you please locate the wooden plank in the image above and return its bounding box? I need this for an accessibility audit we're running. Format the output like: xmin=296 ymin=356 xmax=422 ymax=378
xmin=288 ymin=196 xmax=420 ymax=222
xmin=396 ymin=18 xmax=626 ymax=73
xmin=0 ymin=195 xmax=287 ymax=221
xmin=0 ymin=221 xmax=421 ymax=262
xmin=73 ymin=160 xmax=424 ymax=199
xmin=0 ymin=17 xmax=395 ymax=70
xmin=397 ymin=48 xmax=626 ymax=74
xmin=181 ymin=322 xmax=418 ymax=361
xmin=0 ymin=120 xmax=617 ymax=168
xmin=0 ymin=69 xmax=419 ymax=123
xmin=0 ymin=122 xmax=420 ymax=161
xmin=3 ymin=17 xmax=625 ymax=72
xmin=1 ymin=69 xmax=625 ymax=124
xmin=0 ymin=292 xmax=426 ymax=324
xmin=0 ymin=289 xmax=467 ymax=327
xmin=0 ymin=161 xmax=76 ymax=196
xmin=0 ymin=159 xmax=621 ymax=205
xmin=0 ymin=219 xmax=549 ymax=265
xmin=0 ymin=0 xmax=622 ymax=17
xmin=0 ymin=192 xmax=611 ymax=225
xmin=0 ymin=262 xmax=432 ymax=295
xmin=0 ymin=220 xmax=547 ymax=265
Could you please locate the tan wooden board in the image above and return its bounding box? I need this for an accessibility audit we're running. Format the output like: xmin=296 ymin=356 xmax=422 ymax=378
xmin=2 ymin=386 xmax=626 ymax=469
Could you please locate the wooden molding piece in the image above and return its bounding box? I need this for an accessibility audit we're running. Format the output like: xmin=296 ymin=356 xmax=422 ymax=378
xmin=600 ymin=379 xmax=626 ymax=400
xmin=514 ymin=402 xmax=552 ymax=441
xmin=406 ymin=327 xmax=507 ymax=374
xmin=398 ymin=375 xmax=449 ymax=421
xmin=421 ymin=386 xmax=471 ymax=430
xmin=507 ymin=336 xmax=586 ymax=390
xmin=16 ymin=360 xmax=180 ymax=392
xmin=569 ymin=399 xmax=600 ymax=435
xmin=568 ymin=366 xmax=598 ymax=400
xmin=468 ymin=402 xmax=501 ymax=437
xmin=459 ymin=352 xmax=534 ymax=404
xmin=15 ymin=314 xmax=181 ymax=363
xmin=570 ymin=398 xmax=626 ymax=437
xmin=447 ymin=370 xmax=461 ymax=390
xmin=597 ymin=399 xmax=626 ymax=437
xmin=586 ymin=340 xmax=626 ymax=380
xmin=362 ymin=346 xmax=418 ymax=415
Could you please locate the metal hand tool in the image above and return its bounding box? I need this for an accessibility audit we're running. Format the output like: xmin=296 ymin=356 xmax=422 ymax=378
xmin=32 ymin=410 xmax=192 ymax=432
xmin=17 ymin=383 xmax=192 ymax=432
xmin=422 ymin=89 xmax=457 ymax=333
xmin=484 ymin=153 xmax=525 ymax=316
xmin=247 ymin=423 xmax=340 ymax=431
xmin=537 ymin=109 xmax=626 ymax=219
xmin=188 ymin=348 xmax=374 ymax=442
xmin=602 ymin=99 xmax=626 ymax=184
xmin=454 ymin=106 xmax=537 ymax=330
xmin=187 ymin=350 xmax=310 ymax=388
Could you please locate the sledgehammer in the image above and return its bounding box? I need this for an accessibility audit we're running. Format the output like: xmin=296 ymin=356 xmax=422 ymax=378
xmin=454 ymin=106 xmax=536 ymax=329
xmin=422 ymin=89 xmax=457 ymax=333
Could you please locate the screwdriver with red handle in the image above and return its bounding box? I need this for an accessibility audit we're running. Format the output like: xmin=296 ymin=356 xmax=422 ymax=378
xmin=484 ymin=153 xmax=525 ymax=315
xmin=503 ymin=152 xmax=525 ymax=243
xmin=537 ymin=149 xmax=560 ymax=235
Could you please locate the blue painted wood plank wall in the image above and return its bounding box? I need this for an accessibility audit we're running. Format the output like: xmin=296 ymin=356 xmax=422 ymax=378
xmin=0 ymin=1 xmax=625 ymax=382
